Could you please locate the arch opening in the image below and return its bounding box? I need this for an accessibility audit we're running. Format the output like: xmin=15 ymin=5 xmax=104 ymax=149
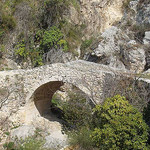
xmin=33 ymin=81 xmax=92 ymax=122
xmin=33 ymin=81 xmax=64 ymax=117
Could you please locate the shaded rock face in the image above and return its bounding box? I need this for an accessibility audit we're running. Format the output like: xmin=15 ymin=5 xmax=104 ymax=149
xmin=85 ymin=27 xmax=146 ymax=72
xmin=43 ymin=48 xmax=73 ymax=64
xmin=136 ymin=1 xmax=150 ymax=25
xmin=143 ymin=31 xmax=150 ymax=45
xmin=145 ymin=47 xmax=150 ymax=70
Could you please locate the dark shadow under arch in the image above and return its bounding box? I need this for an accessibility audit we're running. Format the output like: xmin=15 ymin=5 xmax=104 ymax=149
xmin=33 ymin=81 xmax=94 ymax=123
xmin=33 ymin=81 xmax=64 ymax=116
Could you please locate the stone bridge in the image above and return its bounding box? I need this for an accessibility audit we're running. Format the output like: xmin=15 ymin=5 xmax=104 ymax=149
xmin=0 ymin=60 xmax=130 ymax=116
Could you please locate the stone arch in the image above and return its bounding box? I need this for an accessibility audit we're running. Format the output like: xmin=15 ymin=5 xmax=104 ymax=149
xmin=32 ymin=80 xmax=92 ymax=118
xmin=33 ymin=81 xmax=64 ymax=116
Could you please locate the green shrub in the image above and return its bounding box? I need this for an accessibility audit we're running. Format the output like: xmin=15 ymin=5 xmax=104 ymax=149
xmin=57 ymin=39 xmax=68 ymax=52
xmin=17 ymin=137 xmax=45 ymax=150
xmin=91 ymin=95 xmax=149 ymax=150
xmin=15 ymin=40 xmax=27 ymax=59
xmin=15 ymin=39 xmax=43 ymax=66
xmin=80 ymin=38 xmax=93 ymax=57
xmin=81 ymin=39 xmax=93 ymax=51
xmin=3 ymin=137 xmax=46 ymax=150
xmin=61 ymin=92 xmax=92 ymax=130
xmin=1 ymin=14 xmax=16 ymax=30
xmin=3 ymin=142 xmax=15 ymax=150
xmin=68 ymin=127 xmax=95 ymax=150
xmin=41 ymin=26 xmax=68 ymax=52
xmin=42 ymin=26 xmax=63 ymax=49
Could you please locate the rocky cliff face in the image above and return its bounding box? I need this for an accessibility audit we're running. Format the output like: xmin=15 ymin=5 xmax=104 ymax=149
xmin=82 ymin=0 xmax=150 ymax=73
xmin=0 ymin=0 xmax=124 ymax=69
xmin=1 ymin=0 xmax=149 ymax=73
xmin=69 ymin=0 xmax=124 ymax=36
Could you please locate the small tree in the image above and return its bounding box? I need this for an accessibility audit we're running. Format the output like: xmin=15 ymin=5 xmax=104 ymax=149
xmin=61 ymin=92 xmax=93 ymax=130
xmin=91 ymin=95 xmax=149 ymax=150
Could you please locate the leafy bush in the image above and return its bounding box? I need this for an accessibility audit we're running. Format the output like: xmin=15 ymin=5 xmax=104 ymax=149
xmin=81 ymin=39 xmax=93 ymax=51
xmin=60 ymin=92 xmax=93 ymax=130
xmin=17 ymin=137 xmax=45 ymax=150
xmin=3 ymin=137 xmax=45 ymax=150
xmin=57 ymin=39 xmax=68 ymax=52
xmin=3 ymin=142 xmax=15 ymax=150
xmin=91 ymin=95 xmax=149 ymax=150
xmin=68 ymin=127 xmax=95 ymax=150
xmin=102 ymin=76 xmax=150 ymax=112
xmin=15 ymin=40 xmax=27 ymax=59
xmin=41 ymin=26 xmax=68 ymax=52
xmin=80 ymin=38 xmax=93 ymax=57
xmin=15 ymin=39 xmax=43 ymax=66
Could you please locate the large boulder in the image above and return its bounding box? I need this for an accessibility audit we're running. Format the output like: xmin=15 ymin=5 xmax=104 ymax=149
xmin=85 ymin=26 xmax=146 ymax=72
xmin=136 ymin=1 xmax=150 ymax=25
xmin=43 ymin=48 xmax=73 ymax=64
xmin=44 ymin=130 xmax=68 ymax=150
xmin=10 ymin=125 xmax=36 ymax=140
xmin=143 ymin=31 xmax=150 ymax=45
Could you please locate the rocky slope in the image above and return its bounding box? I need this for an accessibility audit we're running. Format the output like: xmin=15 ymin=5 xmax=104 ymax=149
xmin=0 ymin=0 xmax=149 ymax=73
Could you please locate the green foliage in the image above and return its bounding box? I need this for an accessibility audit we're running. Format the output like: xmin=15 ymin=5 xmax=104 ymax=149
xmin=17 ymin=137 xmax=45 ymax=150
xmin=68 ymin=127 xmax=95 ymax=150
xmin=15 ymin=40 xmax=27 ymax=58
xmin=3 ymin=137 xmax=45 ymax=150
xmin=81 ymin=39 xmax=93 ymax=51
xmin=0 ymin=1 xmax=17 ymax=39
xmin=61 ymin=92 xmax=92 ymax=129
xmin=41 ymin=26 xmax=68 ymax=52
xmin=57 ymin=39 xmax=68 ymax=52
xmin=91 ymin=95 xmax=149 ymax=150
xmin=15 ymin=39 xmax=43 ymax=66
xmin=3 ymin=142 xmax=15 ymax=150
xmin=42 ymin=26 xmax=63 ymax=49
xmin=15 ymin=26 xmax=68 ymax=67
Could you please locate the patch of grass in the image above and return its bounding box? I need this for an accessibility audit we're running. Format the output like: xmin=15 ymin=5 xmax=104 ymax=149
xmin=3 ymin=137 xmax=46 ymax=150
xmin=68 ymin=127 xmax=95 ymax=150
xmin=4 ymin=131 xmax=10 ymax=136
xmin=3 ymin=142 xmax=15 ymax=150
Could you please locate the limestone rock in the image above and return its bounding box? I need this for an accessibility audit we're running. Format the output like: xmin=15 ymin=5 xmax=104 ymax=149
xmin=129 ymin=0 xmax=139 ymax=12
xmin=86 ymin=27 xmax=146 ymax=72
xmin=44 ymin=130 xmax=68 ymax=150
xmin=136 ymin=1 xmax=150 ymax=25
xmin=143 ymin=31 xmax=150 ymax=45
xmin=43 ymin=48 xmax=73 ymax=64
xmin=10 ymin=125 xmax=36 ymax=140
